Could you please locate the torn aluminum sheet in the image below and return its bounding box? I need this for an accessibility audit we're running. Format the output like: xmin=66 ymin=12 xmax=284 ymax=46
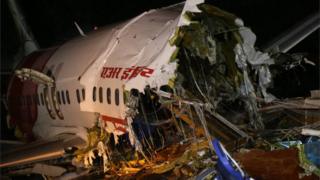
xmin=234 ymin=27 xmax=275 ymax=102
xmin=178 ymin=0 xmax=204 ymax=26
xmin=78 ymin=2 xmax=277 ymax=161
xmin=258 ymin=65 xmax=275 ymax=102
xmin=80 ymin=4 xmax=184 ymax=93
xmin=73 ymin=125 xmax=111 ymax=168
xmin=80 ymin=0 xmax=206 ymax=107
xmin=79 ymin=3 xmax=185 ymax=141
xmin=124 ymin=92 xmax=148 ymax=160
xmin=235 ymin=16 xmax=276 ymax=103
xmin=78 ymin=1 xmax=208 ymax=150
xmin=171 ymin=4 xmax=270 ymax=129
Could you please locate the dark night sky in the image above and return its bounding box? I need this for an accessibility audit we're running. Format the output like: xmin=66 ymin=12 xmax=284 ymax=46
xmin=0 ymin=0 xmax=319 ymax=139
xmin=1 ymin=0 xmax=319 ymax=67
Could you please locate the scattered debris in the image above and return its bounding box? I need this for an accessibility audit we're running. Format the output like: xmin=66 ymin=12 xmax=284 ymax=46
xmin=2 ymin=1 xmax=319 ymax=180
xmin=64 ymin=3 xmax=319 ymax=178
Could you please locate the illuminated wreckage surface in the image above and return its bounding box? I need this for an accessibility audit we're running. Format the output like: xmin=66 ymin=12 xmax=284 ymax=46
xmin=3 ymin=0 xmax=319 ymax=177
xmin=71 ymin=2 xmax=280 ymax=174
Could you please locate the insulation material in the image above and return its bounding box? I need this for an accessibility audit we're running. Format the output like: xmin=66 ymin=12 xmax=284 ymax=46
xmin=177 ymin=0 xmax=204 ymax=26
xmin=169 ymin=3 xmax=278 ymax=129
xmin=192 ymin=103 xmax=213 ymax=150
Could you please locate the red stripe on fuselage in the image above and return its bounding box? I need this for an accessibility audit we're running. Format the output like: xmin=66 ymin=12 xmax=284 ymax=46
xmin=7 ymin=48 xmax=58 ymax=141
xmin=115 ymin=126 xmax=127 ymax=133
xmin=101 ymin=115 xmax=128 ymax=126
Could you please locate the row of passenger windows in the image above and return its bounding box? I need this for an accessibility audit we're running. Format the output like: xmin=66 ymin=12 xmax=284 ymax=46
xmin=15 ymin=87 xmax=120 ymax=107
xmin=92 ymin=87 xmax=120 ymax=106
xmin=56 ymin=90 xmax=71 ymax=105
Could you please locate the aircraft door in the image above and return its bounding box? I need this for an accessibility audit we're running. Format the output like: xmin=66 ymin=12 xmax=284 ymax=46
xmin=43 ymin=86 xmax=56 ymax=119
xmin=50 ymin=86 xmax=64 ymax=120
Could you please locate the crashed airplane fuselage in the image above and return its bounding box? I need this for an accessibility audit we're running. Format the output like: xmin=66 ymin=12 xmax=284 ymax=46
xmin=7 ymin=0 xmax=272 ymax=141
xmin=4 ymin=0 xmax=284 ymax=172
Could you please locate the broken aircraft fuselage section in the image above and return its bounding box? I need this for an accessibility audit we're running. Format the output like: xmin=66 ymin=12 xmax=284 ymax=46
xmin=3 ymin=0 xmax=319 ymax=179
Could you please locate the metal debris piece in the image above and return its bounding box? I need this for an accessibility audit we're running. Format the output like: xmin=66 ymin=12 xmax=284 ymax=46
xmin=151 ymin=139 xmax=210 ymax=174
xmin=73 ymin=126 xmax=110 ymax=168
xmin=301 ymin=129 xmax=320 ymax=137
xmin=170 ymin=3 xmax=275 ymax=130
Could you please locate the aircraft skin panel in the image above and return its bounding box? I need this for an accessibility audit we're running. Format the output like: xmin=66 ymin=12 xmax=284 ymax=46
xmin=47 ymin=26 xmax=118 ymax=81
xmin=77 ymin=4 xmax=184 ymax=134
xmin=34 ymin=80 xmax=96 ymax=139
xmin=6 ymin=22 xmax=129 ymax=139
xmin=6 ymin=2 xmax=201 ymax=140
xmin=103 ymin=7 xmax=181 ymax=65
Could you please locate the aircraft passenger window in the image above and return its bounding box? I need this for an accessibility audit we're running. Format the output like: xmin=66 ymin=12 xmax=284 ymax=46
xmin=61 ymin=91 xmax=66 ymax=105
xmin=115 ymin=89 xmax=119 ymax=106
xmin=76 ymin=89 xmax=80 ymax=103
xmin=82 ymin=88 xmax=85 ymax=101
xmin=66 ymin=90 xmax=70 ymax=104
xmin=40 ymin=93 xmax=44 ymax=105
xmin=93 ymin=86 xmax=96 ymax=102
xmin=107 ymin=88 xmax=111 ymax=104
xmin=57 ymin=91 xmax=61 ymax=104
xmin=99 ymin=87 xmax=103 ymax=103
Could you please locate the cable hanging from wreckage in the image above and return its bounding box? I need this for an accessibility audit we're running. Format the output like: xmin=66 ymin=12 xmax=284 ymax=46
xmin=73 ymin=2 xmax=281 ymax=173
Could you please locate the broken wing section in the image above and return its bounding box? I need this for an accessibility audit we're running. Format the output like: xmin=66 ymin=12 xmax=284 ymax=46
xmin=0 ymin=134 xmax=86 ymax=168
